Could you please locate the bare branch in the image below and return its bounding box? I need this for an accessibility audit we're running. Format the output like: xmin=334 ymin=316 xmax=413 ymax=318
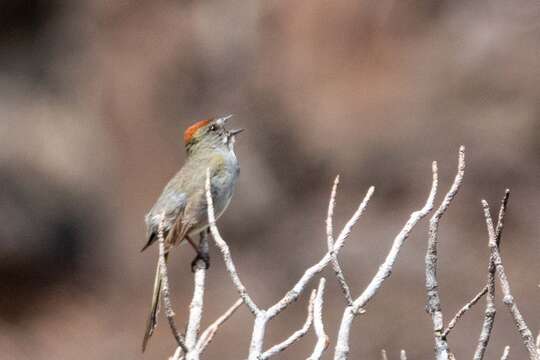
xmin=481 ymin=196 xmax=539 ymax=360
xmin=185 ymin=233 xmax=209 ymax=348
xmin=195 ymin=299 xmax=243 ymax=354
xmin=473 ymin=191 xmax=510 ymax=360
xmin=207 ymin=170 xmax=374 ymax=359
xmin=162 ymin=149 xmax=537 ymax=360
xmin=443 ymin=285 xmax=487 ymax=338
xmin=267 ymin=185 xmax=375 ymax=319
xmin=246 ymin=185 xmax=375 ymax=358
xmin=307 ymin=278 xmax=329 ymax=360
xmin=400 ymin=349 xmax=408 ymax=360
xmin=260 ymin=290 xmax=316 ymax=360
xmin=205 ymin=170 xmax=261 ymax=316
xmin=334 ymin=161 xmax=439 ymax=360
xmin=354 ymin=161 xmax=438 ymax=312
xmin=425 ymin=146 xmax=465 ymax=360
xmin=473 ymin=259 xmax=497 ymax=360
xmin=326 ymin=175 xmax=354 ymax=306
xmin=157 ymin=215 xmax=189 ymax=354
xmin=171 ymin=234 xmax=210 ymax=360
xmin=494 ymin=189 xmax=509 ymax=246
xmin=501 ymin=346 xmax=510 ymax=360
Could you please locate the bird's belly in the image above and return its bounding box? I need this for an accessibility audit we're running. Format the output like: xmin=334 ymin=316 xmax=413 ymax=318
xmin=188 ymin=169 xmax=237 ymax=237
xmin=187 ymin=193 xmax=231 ymax=237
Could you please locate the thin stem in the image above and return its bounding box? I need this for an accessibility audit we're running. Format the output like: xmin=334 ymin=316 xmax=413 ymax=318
xmin=334 ymin=161 xmax=439 ymax=360
xmin=326 ymin=176 xmax=354 ymax=306
xmin=482 ymin=196 xmax=539 ymax=360
xmin=443 ymin=285 xmax=487 ymax=338
xmin=400 ymin=349 xmax=408 ymax=360
xmin=267 ymin=185 xmax=375 ymax=319
xmin=307 ymin=278 xmax=329 ymax=360
xmin=196 ymin=298 xmax=243 ymax=354
xmin=205 ymin=170 xmax=261 ymax=315
xmin=157 ymin=215 xmax=189 ymax=354
xmin=501 ymin=346 xmax=510 ymax=360
xmin=260 ymin=290 xmax=316 ymax=359
xmin=425 ymin=146 xmax=465 ymax=360
xmin=473 ymin=191 xmax=509 ymax=360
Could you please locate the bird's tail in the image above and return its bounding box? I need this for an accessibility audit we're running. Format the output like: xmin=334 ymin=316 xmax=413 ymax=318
xmin=142 ymin=253 xmax=169 ymax=352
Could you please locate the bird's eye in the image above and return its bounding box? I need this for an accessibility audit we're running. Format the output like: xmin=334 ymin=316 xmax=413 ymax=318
xmin=209 ymin=125 xmax=217 ymax=131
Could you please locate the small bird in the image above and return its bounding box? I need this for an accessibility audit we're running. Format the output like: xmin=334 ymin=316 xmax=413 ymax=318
xmin=141 ymin=115 xmax=243 ymax=352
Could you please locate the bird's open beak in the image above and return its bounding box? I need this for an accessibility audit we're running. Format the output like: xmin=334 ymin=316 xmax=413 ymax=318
xmin=220 ymin=114 xmax=234 ymax=123
xmin=229 ymin=128 xmax=245 ymax=136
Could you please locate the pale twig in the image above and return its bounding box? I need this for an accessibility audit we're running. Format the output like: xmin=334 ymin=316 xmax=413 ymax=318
xmin=206 ymin=169 xmax=374 ymax=360
xmin=157 ymin=215 xmax=189 ymax=354
xmin=259 ymin=290 xmax=316 ymax=360
xmin=474 ymin=191 xmax=511 ymax=360
xmin=205 ymin=170 xmax=260 ymax=316
xmin=267 ymin=185 xmax=375 ymax=319
xmin=501 ymin=346 xmax=510 ymax=360
xmin=473 ymin=256 xmax=496 ymax=360
xmin=400 ymin=349 xmax=408 ymax=360
xmin=334 ymin=161 xmax=439 ymax=360
xmin=248 ymin=186 xmax=374 ymax=360
xmin=172 ymin=233 xmax=211 ymax=360
xmin=381 ymin=349 xmax=389 ymax=360
xmin=307 ymin=278 xmax=329 ymax=360
xmin=185 ymin=233 xmax=209 ymax=352
xmin=425 ymin=146 xmax=465 ymax=360
xmin=443 ymin=285 xmax=487 ymax=338
xmin=195 ymin=298 xmax=243 ymax=354
xmin=473 ymin=191 xmax=509 ymax=360
xmin=482 ymin=196 xmax=539 ymax=360
xmin=326 ymin=176 xmax=354 ymax=306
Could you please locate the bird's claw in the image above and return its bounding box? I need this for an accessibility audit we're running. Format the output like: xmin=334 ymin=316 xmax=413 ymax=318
xmin=191 ymin=251 xmax=210 ymax=272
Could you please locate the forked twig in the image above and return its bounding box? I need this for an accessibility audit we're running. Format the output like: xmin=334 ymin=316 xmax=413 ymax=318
xmin=425 ymin=146 xmax=465 ymax=360
xmin=260 ymin=290 xmax=316 ymax=359
xmin=334 ymin=161 xmax=439 ymax=360
xmin=473 ymin=190 xmax=510 ymax=360
xmin=326 ymin=175 xmax=354 ymax=306
xmin=307 ymin=278 xmax=329 ymax=360
xmin=481 ymin=195 xmax=539 ymax=360
xmin=266 ymin=185 xmax=375 ymax=320
xmin=195 ymin=299 xmax=243 ymax=354
xmin=204 ymin=170 xmax=260 ymax=316
xmin=443 ymin=285 xmax=488 ymax=338
xmin=206 ymin=168 xmax=376 ymax=360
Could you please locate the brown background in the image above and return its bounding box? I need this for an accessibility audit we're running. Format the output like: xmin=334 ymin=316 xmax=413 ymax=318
xmin=0 ymin=1 xmax=539 ymax=359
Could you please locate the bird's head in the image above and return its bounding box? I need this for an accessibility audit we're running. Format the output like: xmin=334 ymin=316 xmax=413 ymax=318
xmin=183 ymin=115 xmax=244 ymax=154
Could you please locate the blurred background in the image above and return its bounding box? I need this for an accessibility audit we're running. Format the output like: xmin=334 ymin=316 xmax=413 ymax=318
xmin=0 ymin=1 xmax=539 ymax=359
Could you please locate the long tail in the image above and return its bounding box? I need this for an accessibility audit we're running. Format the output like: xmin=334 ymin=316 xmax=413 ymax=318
xmin=142 ymin=252 xmax=169 ymax=352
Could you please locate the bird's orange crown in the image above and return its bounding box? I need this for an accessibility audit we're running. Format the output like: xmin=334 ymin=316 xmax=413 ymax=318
xmin=184 ymin=119 xmax=211 ymax=144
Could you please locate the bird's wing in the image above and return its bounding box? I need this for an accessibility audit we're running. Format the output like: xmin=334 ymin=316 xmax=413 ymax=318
xmin=165 ymin=187 xmax=206 ymax=247
xmin=142 ymin=189 xmax=187 ymax=251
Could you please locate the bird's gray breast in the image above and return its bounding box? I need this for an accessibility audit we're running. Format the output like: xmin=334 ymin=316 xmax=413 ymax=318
xmin=209 ymin=151 xmax=239 ymax=219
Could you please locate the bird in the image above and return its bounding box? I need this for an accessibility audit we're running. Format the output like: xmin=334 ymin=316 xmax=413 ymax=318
xmin=141 ymin=115 xmax=243 ymax=352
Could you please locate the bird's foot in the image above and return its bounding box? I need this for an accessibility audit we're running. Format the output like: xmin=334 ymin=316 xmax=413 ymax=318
xmin=191 ymin=251 xmax=210 ymax=272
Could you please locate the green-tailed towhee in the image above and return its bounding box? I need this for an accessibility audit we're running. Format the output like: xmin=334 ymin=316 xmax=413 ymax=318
xmin=141 ymin=115 xmax=243 ymax=352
